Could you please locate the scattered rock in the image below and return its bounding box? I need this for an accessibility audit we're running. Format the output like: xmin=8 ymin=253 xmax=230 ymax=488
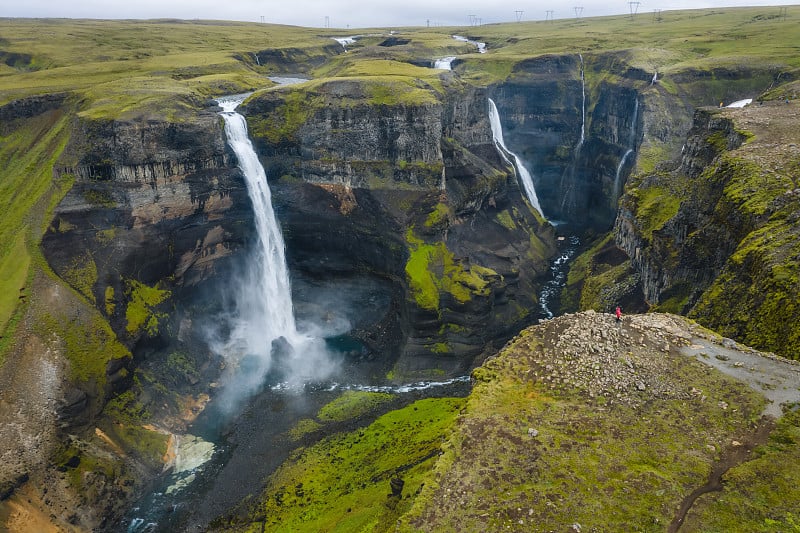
xmin=528 ymin=428 xmax=539 ymax=438
xmin=389 ymin=477 xmax=404 ymax=497
xmin=715 ymin=354 xmax=730 ymax=361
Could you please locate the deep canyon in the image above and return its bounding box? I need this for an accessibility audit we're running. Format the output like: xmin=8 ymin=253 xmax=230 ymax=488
xmin=0 ymin=10 xmax=799 ymax=532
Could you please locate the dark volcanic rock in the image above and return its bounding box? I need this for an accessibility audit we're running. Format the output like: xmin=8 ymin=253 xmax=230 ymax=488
xmin=243 ymin=79 xmax=557 ymax=375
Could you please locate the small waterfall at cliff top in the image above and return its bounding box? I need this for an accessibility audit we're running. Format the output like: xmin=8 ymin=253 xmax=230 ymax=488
xmin=215 ymin=95 xmax=333 ymax=408
xmin=434 ymin=56 xmax=457 ymax=70
xmin=488 ymin=98 xmax=544 ymax=218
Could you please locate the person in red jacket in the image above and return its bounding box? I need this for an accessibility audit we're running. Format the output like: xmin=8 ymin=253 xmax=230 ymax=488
xmin=615 ymin=306 xmax=622 ymax=322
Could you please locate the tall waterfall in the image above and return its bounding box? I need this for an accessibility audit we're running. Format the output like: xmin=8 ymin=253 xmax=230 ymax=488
xmin=215 ymin=95 xmax=331 ymax=401
xmin=613 ymin=149 xmax=633 ymax=202
xmin=488 ymin=98 xmax=544 ymax=218
xmin=577 ymin=53 xmax=586 ymax=152
xmin=612 ymin=98 xmax=639 ymax=203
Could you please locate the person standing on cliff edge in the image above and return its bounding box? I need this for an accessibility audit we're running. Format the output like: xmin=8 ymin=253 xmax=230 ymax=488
xmin=615 ymin=306 xmax=622 ymax=322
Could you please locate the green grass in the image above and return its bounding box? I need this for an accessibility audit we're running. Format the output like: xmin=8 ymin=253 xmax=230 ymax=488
xmin=317 ymin=391 xmax=395 ymax=423
xmin=0 ymin=105 xmax=71 ymax=351
xmin=0 ymin=19 xmax=335 ymax=117
xmin=219 ymin=397 xmax=466 ymax=532
xmin=682 ymin=407 xmax=800 ymax=531
xmin=37 ymin=309 xmax=130 ymax=386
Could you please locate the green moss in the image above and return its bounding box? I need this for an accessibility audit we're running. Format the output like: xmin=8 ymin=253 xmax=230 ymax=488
xmin=124 ymin=278 xmax=170 ymax=336
xmin=0 ymin=109 xmax=70 ymax=351
xmin=317 ymin=391 xmax=394 ymax=423
xmin=62 ymin=252 xmax=98 ymax=303
xmin=399 ymin=324 xmax=767 ymax=532
xmin=691 ymin=217 xmax=800 ymax=359
xmin=404 ymin=231 xmax=441 ymax=311
xmin=249 ymin=89 xmax=321 ymax=144
xmin=629 ymin=181 xmax=682 ymax=240
xmin=38 ymin=310 xmax=130 ymax=386
xmin=53 ymin=442 xmax=119 ymax=493
xmin=721 ymin=155 xmax=793 ymax=218
xmin=424 ymin=202 xmax=450 ymax=228
xmin=104 ymin=285 xmax=115 ymax=316
xmin=404 ymin=227 xmax=497 ymax=318
xmin=288 ymin=418 xmax=324 ymax=442
xmin=652 ymin=282 xmax=692 ymax=314
xmin=228 ymin=397 xmax=465 ymax=532
xmin=431 ymin=342 xmax=450 ymax=354
xmin=82 ymin=188 xmax=116 ymax=207
xmin=100 ymin=421 xmax=168 ymax=469
xmin=495 ymin=209 xmax=517 ymax=230
xmin=96 ymin=227 xmax=116 ymax=245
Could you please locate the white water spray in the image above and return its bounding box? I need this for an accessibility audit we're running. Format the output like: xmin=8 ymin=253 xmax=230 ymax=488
xmin=488 ymin=98 xmax=543 ymax=218
xmin=726 ymin=98 xmax=752 ymax=108
xmin=215 ymin=95 xmax=332 ymax=404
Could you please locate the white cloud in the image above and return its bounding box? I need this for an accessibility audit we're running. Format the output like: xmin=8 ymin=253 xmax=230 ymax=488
xmin=4 ymin=0 xmax=796 ymax=28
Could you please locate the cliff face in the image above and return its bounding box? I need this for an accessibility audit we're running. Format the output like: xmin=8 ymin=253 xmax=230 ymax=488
xmin=43 ymin=112 xmax=250 ymax=337
xmin=490 ymin=53 xmax=647 ymax=228
xmin=615 ymin=102 xmax=800 ymax=359
xmin=243 ymin=79 xmax=556 ymax=375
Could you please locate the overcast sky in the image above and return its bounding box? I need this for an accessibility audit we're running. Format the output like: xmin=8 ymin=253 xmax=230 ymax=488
xmin=4 ymin=0 xmax=795 ymax=28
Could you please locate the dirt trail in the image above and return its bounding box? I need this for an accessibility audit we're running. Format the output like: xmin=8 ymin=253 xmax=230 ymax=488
xmin=667 ymin=417 xmax=775 ymax=532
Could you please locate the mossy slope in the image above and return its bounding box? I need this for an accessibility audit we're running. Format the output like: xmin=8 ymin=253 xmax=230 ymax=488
xmin=213 ymin=396 xmax=465 ymax=532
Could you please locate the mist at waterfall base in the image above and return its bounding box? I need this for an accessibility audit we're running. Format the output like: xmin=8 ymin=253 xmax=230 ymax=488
xmin=208 ymin=95 xmax=340 ymax=416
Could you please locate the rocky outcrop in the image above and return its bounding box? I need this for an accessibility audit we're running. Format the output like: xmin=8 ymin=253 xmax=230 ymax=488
xmin=243 ymin=78 xmax=556 ymax=375
xmin=614 ymin=101 xmax=800 ymax=359
xmin=0 ymin=93 xmax=68 ymax=131
xmin=42 ymin=112 xmax=251 ymax=344
xmin=398 ymin=310 xmax=798 ymax=531
xmin=615 ymin=108 xmax=750 ymax=305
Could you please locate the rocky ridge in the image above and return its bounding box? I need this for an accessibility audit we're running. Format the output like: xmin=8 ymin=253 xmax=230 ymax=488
xmin=398 ymin=310 xmax=800 ymax=531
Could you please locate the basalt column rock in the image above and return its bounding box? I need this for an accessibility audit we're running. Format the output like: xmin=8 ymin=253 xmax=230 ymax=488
xmin=42 ymin=112 xmax=252 ymax=346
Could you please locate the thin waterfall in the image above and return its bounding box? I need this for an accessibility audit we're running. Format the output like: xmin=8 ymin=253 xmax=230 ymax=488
xmin=577 ymin=53 xmax=586 ymax=152
xmin=613 ymin=149 xmax=634 ymax=203
xmin=488 ymin=98 xmax=544 ymax=218
xmin=629 ymin=98 xmax=639 ymax=146
xmin=613 ymin=98 xmax=639 ymax=203
xmin=559 ymin=55 xmax=587 ymax=214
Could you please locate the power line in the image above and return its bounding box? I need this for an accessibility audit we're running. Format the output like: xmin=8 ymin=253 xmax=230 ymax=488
xmin=573 ymin=6 xmax=583 ymax=19
xmin=628 ymin=1 xmax=641 ymax=19
xmin=652 ymin=9 xmax=662 ymax=22
xmin=515 ymin=10 xmax=524 ymax=22
xmin=546 ymin=10 xmax=554 ymax=22
xmin=324 ymin=15 xmax=330 ymax=28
